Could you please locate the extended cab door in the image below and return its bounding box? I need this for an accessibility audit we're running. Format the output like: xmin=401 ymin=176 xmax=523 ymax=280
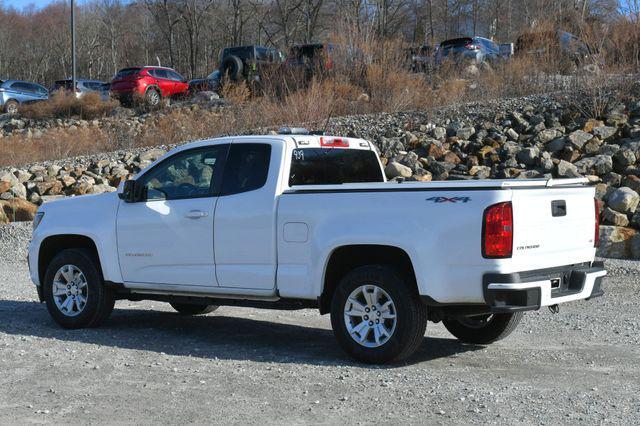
xmin=214 ymin=141 xmax=280 ymax=290
xmin=116 ymin=144 xmax=228 ymax=287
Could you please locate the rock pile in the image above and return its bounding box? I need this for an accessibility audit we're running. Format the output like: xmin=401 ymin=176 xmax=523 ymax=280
xmin=1 ymin=91 xmax=639 ymax=259
xmin=0 ymin=147 xmax=168 ymax=223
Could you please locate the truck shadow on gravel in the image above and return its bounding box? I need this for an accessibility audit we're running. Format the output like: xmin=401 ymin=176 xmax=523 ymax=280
xmin=0 ymin=300 xmax=482 ymax=366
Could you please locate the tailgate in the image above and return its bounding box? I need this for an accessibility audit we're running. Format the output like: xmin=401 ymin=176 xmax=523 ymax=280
xmin=510 ymin=186 xmax=596 ymax=267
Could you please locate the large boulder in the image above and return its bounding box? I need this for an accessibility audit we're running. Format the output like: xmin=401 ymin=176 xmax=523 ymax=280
xmin=566 ymin=130 xmax=593 ymax=149
xmin=0 ymin=199 xmax=38 ymax=222
xmin=556 ymin=160 xmax=581 ymax=178
xmin=607 ymin=187 xmax=640 ymax=214
xmin=384 ymin=162 xmax=412 ymax=179
xmin=516 ymin=147 xmax=539 ymax=166
xmin=592 ymin=125 xmax=617 ymax=141
xmin=574 ymin=155 xmax=613 ymax=175
xmin=603 ymin=207 xmax=630 ymax=227
xmin=597 ymin=226 xmax=638 ymax=259
xmin=377 ymin=137 xmax=405 ymax=158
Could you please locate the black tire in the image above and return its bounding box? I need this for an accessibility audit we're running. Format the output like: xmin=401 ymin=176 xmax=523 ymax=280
xmin=43 ymin=248 xmax=115 ymax=329
xmin=330 ymin=265 xmax=427 ymax=364
xmin=170 ymin=303 xmax=218 ymax=315
xmin=4 ymin=99 xmax=18 ymax=114
xmin=145 ymin=87 xmax=161 ymax=107
xmin=220 ymin=55 xmax=243 ymax=82
xmin=443 ymin=312 xmax=523 ymax=344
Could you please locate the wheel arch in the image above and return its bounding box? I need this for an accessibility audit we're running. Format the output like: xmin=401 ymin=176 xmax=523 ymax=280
xmin=319 ymin=244 xmax=418 ymax=314
xmin=145 ymin=84 xmax=162 ymax=96
xmin=38 ymin=234 xmax=102 ymax=284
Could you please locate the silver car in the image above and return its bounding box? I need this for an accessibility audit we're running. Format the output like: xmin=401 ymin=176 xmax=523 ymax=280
xmin=51 ymin=79 xmax=111 ymax=101
xmin=0 ymin=80 xmax=49 ymax=114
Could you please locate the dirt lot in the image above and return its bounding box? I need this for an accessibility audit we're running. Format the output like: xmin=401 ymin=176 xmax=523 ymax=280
xmin=0 ymin=253 xmax=639 ymax=424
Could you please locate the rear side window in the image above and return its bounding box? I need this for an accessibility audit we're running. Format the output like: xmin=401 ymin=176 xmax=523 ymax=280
xmin=289 ymin=148 xmax=384 ymax=186
xmin=167 ymin=70 xmax=184 ymax=81
xmin=32 ymin=84 xmax=48 ymax=95
xmin=441 ymin=38 xmax=472 ymax=49
xmin=153 ymin=69 xmax=169 ymax=79
xmin=11 ymin=82 xmax=32 ymax=92
xmin=221 ymin=144 xmax=271 ymax=195
xmin=115 ymin=68 xmax=141 ymax=78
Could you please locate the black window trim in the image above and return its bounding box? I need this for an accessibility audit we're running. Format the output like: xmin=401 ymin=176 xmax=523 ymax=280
xmin=135 ymin=144 xmax=230 ymax=202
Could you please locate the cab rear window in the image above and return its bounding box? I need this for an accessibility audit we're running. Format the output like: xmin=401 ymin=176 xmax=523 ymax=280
xmin=289 ymin=148 xmax=383 ymax=186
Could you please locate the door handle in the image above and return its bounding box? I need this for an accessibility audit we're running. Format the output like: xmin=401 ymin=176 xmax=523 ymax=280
xmin=185 ymin=210 xmax=208 ymax=219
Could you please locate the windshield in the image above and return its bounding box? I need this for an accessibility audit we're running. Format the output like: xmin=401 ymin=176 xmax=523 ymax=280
xmin=289 ymin=148 xmax=384 ymax=186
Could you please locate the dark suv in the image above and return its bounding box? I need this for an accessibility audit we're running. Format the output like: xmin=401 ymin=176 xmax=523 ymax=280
xmin=435 ymin=36 xmax=501 ymax=66
xmin=218 ymin=45 xmax=284 ymax=82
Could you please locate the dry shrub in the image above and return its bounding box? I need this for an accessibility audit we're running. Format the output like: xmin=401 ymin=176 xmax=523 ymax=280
xmin=0 ymin=127 xmax=112 ymax=166
xmin=220 ymin=81 xmax=251 ymax=105
xmin=21 ymin=91 xmax=119 ymax=120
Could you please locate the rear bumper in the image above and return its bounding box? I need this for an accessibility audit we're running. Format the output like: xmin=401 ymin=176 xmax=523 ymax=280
xmin=483 ymin=261 xmax=606 ymax=313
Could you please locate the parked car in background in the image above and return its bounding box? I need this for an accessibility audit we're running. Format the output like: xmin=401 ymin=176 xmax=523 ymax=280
xmin=188 ymin=70 xmax=221 ymax=94
xmin=218 ymin=45 xmax=284 ymax=83
xmin=0 ymin=79 xmax=49 ymax=114
xmin=286 ymin=43 xmax=370 ymax=81
xmin=515 ymin=30 xmax=597 ymax=73
xmin=436 ymin=36 xmax=501 ymax=67
xmin=51 ymin=79 xmax=110 ymax=101
xmin=110 ymin=66 xmax=189 ymax=107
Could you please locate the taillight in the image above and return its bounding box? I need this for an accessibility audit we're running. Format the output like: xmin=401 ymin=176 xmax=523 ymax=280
xmin=594 ymin=198 xmax=600 ymax=247
xmin=482 ymin=202 xmax=513 ymax=258
xmin=320 ymin=137 xmax=349 ymax=147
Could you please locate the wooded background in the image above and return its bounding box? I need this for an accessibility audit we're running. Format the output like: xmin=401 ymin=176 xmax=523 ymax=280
xmin=0 ymin=0 xmax=633 ymax=84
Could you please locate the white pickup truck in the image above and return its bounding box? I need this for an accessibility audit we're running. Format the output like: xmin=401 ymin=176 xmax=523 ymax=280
xmin=28 ymin=133 xmax=606 ymax=363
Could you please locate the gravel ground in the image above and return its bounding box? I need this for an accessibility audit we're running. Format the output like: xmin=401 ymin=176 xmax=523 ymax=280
xmin=0 ymin=223 xmax=639 ymax=424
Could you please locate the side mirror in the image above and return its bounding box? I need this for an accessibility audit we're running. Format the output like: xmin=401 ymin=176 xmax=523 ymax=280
xmin=118 ymin=179 xmax=138 ymax=203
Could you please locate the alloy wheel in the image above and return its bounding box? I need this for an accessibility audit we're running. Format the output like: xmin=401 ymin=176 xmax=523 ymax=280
xmin=343 ymin=284 xmax=397 ymax=348
xmin=52 ymin=264 xmax=89 ymax=317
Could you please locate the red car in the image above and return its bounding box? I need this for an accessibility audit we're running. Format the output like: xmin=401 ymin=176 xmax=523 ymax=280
xmin=110 ymin=66 xmax=189 ymax=106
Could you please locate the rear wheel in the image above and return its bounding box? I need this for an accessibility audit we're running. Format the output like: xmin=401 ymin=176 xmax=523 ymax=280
xmin=330 ymin=265 xmax=427 ymax=364
xmin=43 ymin=249 xmax=115 ymax=329
xmin=170 ymin=303 xmax=218 ymax=315
xmin=4 ymin=99 xmax=18 ymax=114
xmin=145 ymin=88 xmax=161 ymax=107
xmin=443 ymin=312 xmax=523 ymax=344
xmin=221 ymin=55 xmax=244 ymax=82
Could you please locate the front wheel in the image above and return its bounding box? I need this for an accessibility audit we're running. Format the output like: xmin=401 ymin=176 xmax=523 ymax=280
xmin=43 ymin=248 xmax=115 ymax=329
xmin=170 ymin=303 xmax=218 ymax=315
xmin=330 ymin=265 xmax=427 ymax=364
xmin=443 ymin=312 xmax=523 ymax=344
xmin=4 ymin=99 xmax=18 ymax=114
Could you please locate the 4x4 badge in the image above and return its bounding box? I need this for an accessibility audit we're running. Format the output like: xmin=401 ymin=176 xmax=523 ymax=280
xmin=426 ymin=196 xmax=471 ymax=203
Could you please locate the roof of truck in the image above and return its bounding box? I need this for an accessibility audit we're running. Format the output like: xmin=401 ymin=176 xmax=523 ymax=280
xmin=175 ymin=134 xmax=375 ymax=152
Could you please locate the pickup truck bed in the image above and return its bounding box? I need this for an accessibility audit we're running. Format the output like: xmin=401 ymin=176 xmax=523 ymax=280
xmin=27 ymin=134 xmax=606 ymax=363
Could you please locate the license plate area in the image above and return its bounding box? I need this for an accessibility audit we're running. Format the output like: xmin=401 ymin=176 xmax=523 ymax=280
xmin=550 ymin=270 xmax=583 ymax=297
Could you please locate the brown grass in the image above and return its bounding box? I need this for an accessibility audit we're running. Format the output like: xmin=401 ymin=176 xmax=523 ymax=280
xmin=21 ymin=91 xmax=119 ymax=120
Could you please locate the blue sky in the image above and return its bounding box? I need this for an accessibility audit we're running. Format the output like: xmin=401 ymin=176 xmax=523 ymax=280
xmin=3 ymin=0 xmax=66 ymax=10
xmin=2 ymin=0 xmax=90 ymax=10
